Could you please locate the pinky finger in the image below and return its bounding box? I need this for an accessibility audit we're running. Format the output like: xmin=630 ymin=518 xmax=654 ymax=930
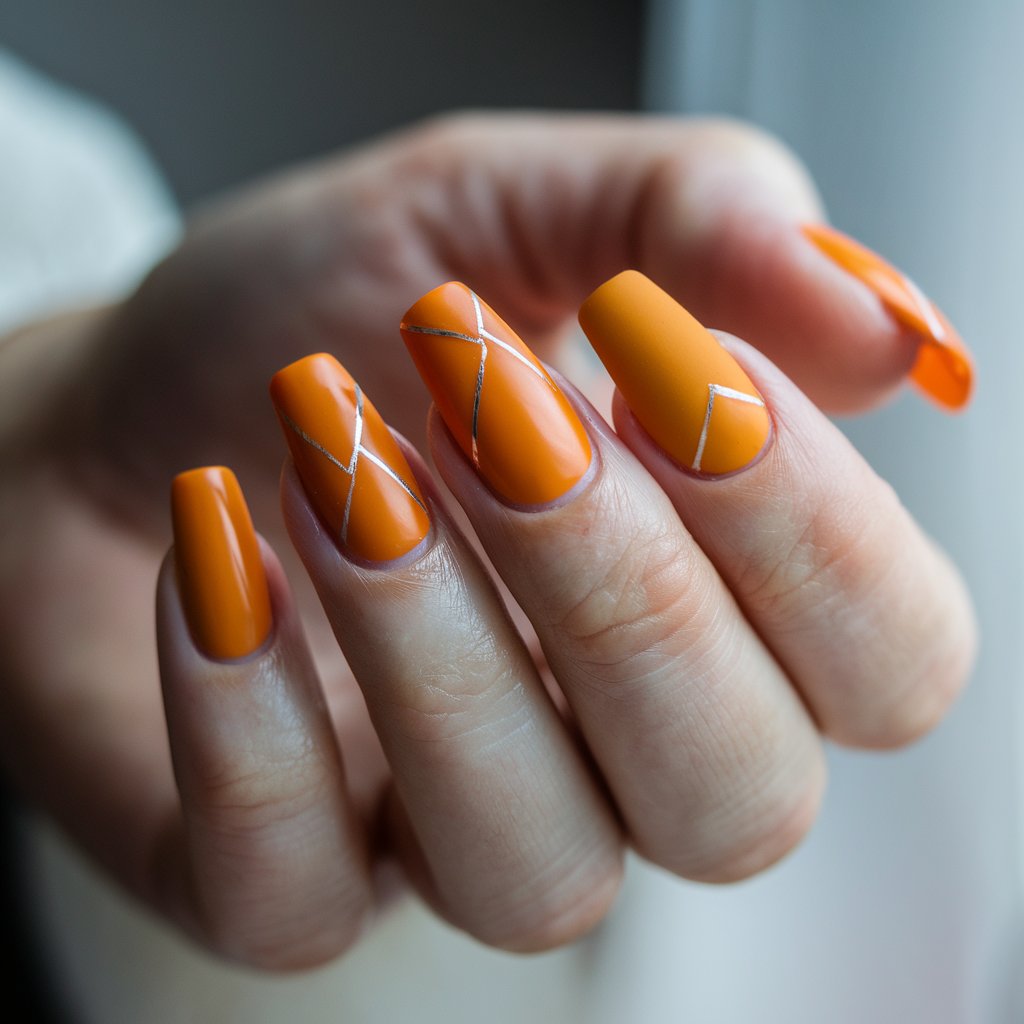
xmin=156 ymin=466 xmax=372 ymax=970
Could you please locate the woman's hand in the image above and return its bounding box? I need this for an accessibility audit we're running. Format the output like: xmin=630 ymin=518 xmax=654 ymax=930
xmin=0 ymin=113 xmax=976 ymax=969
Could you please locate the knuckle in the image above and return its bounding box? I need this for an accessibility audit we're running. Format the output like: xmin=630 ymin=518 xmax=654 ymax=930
xmin=832 ymin=585 xmax=977 ymax=750
xmin=190 ymin=750 xmax=321 ymax=832
xmin=335 ymin=111 xmax=495 ymax=276
xmin=638 ymin=771 xmax=824 ymax=884
xmin=409 ymin=109 xmax=488 ymax=149
xmin=685 ymin=117 xmax=820 ymax=209
xmin=683 ymin=116 xmax=790 ymax=160
xmin=473 ymin=845 xmax=624 ymax=953
xmin=758 ymin=488 xmax=978 ymax=749
xmin=206 ymin=899 xmax=369 ymax=973
xmin=398 ymin=110 xmax=493 ymax=181
xmin=736 ymin=488 xmax=869 ymax=622
xmin=698 ymin=783 xmax=820 ymax=883
xmin=646 ymin=117 xmax=819 ymax=235
xmin=192 ymin=823 xmax=372 ymax=971
xmin=552 ymin=512 xmax=703 ymax=690
xmin=732 ymin=477 xmax=976 ymax=750
xmin=716 ymin=119 xmax=811 ymax=179
xmin=360 ymin=110 xmax=499 ymax=278
xmin=383 ymin=634 xmax=530 ymax=748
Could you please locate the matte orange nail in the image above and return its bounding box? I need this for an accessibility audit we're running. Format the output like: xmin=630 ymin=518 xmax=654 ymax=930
xmin=270 ymin=353 xmax=430 ymax=563
xmin=171 ymin=466 xmax=272 ymax=660
xmin=579 ymin=270 xmax=771 ymax=476
xmin=400 ymin=282 xmax=592 ymax=505
xmin=802 ymin=223 xmax=974 ymax=411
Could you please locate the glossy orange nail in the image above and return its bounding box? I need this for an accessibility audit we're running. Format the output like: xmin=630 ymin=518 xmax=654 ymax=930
xmin=579 ymin=270 xmax=771 ymax=476
xmin=171 ymin=466 xmax=272 ymax=660
xmin=400 ymin=282 xmax=592 ymax=505
xmin=270 ymin=353 xmax=430 ymax=563
xmin=802 ymin=223 xmax=974 ymax=411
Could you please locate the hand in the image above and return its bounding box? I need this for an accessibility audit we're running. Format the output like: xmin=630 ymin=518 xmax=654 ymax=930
xmin=0 ymin=113 xmax=976 ymax=969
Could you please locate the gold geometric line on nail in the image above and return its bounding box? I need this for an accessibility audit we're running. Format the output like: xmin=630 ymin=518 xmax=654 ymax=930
xmin=403 ymin=289 xmax=549 ymax=467
xmin=281 ymin=390 xmax=426 ymax=543
xmin=692 ymin=384 xmax=766 ymax=472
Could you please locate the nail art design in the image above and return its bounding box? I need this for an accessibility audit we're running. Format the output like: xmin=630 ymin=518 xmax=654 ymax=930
xmin=579 ymin=270 xmax=771 ymax=476
xmin=270 ymin=353 xmax=430 ymax=563
xmin=802 ymin=223 xmax=974 ymax=411
xmin=401 ymin=282 xmax=592 ymax=505
xmin=693 ymin=384 xmax=767 ymax=473
xmin=171 ymin=466 xmax=272 ymax=660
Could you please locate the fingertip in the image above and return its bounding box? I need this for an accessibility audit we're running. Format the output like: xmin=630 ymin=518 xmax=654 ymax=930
xmin=799 ymin=221 xmax=974 ymax=413
xmin=638 ymin=178 xmax=924 ymax=412
xmin=705 ymin=214 xmax=917 ymax=413
xmin=647 ymin=130 xmax=969 ymax=414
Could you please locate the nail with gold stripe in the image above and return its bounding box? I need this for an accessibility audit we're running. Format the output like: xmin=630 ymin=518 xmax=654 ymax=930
xmin=579 ymin=270 xmax=771 ymax=477
xmin=400 ymin=282 xmax=592 ymax=506
xmin=270 ymin=353 xmax=430 ymax=563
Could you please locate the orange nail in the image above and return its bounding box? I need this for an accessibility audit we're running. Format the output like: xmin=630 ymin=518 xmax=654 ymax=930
xmin=171 ymin=466 xmax=272 ymax=660
xmin=579 ymin=270 xmax=771 ymax=476
xmin=400 ymin=282 xmax=592 ymax=505
xmin=802 ymin=223 xmax=974 ymax=411
xmin=270 ymin=353 xmax=430 ymax=563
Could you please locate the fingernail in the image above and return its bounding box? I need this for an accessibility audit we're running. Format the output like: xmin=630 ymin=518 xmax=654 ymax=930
xmin=802 ymin=223 xmax=974 ymax=411
xmin=171 ymin=466 xmax=272 ymax=660
xmin=270 ymin=353 xmax=430 ymax=563
xmin=400 ymin=282 xmax=592 ymax=506
xmin=579 ymin=270 xmax=771 ymax=477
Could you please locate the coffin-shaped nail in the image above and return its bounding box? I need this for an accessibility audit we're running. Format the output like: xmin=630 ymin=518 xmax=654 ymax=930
xmin=802 ymin=223 xmax=974 ymax=411
xmin=270 ymin=353 xmax=430 ymax=563
xmin=579 ymin=270 xmax=771 ymax=477
xmin=401 ymin=282 xmax=592 ymax=506
xmin=171 ymin=466 xmax=272 ymax=659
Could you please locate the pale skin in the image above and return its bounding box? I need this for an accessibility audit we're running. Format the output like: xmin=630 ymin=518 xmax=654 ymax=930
xmin=0 ymin=114 xmax=977 ymax=970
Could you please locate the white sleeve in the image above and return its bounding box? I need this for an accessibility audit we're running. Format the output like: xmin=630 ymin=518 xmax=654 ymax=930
xmin=0 ymin=49 xmax=181 ymax=334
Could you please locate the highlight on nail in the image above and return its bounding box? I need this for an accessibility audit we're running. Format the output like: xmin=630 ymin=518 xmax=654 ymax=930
xmin=802 ymin=222 xmax=974 ymax=411
xmin=578 ymin=270 xmax=771 ymax=477
xmin=400 ymin=281 xmax=592 ymax=506
xmin=171 ymin=466 xmax=272 ymax=660
xmin=269 ymin=353 xmax=430 ymax=563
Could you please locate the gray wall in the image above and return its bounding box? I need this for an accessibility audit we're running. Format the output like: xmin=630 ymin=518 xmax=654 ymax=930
xmin=0 ymin=1 xmax=643 ymax=205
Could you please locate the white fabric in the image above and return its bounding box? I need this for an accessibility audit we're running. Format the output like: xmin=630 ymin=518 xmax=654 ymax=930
xmin=0 ymin=50 xmax=179 ymax=331
xmin=10 ymin=3 xmax=1024 ymax=1018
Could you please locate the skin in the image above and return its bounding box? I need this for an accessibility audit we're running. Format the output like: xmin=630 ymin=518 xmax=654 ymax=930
xmin=0 ymin=113 xmax=976 ymax=970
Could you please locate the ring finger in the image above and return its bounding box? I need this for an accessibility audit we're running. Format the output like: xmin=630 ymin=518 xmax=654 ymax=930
xmin=400 ymin=281 xmax=826 ymax=882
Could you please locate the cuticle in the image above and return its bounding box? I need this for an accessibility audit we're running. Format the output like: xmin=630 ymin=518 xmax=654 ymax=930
xmin=338 ymin=519 xmax=437 ymax=574
xmin=621 ymin=396 xmax=776 ymax=482
xmin=199 ymin=618 xmax=278 ymax=666
xmin=496 ymin=442 xmax=601 ymax=514
xmin=674 ymin=414 xmax=776 ymax=482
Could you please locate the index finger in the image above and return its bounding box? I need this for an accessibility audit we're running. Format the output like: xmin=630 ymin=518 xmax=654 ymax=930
xmin=395 ymin=114 xmax=973 ymax=413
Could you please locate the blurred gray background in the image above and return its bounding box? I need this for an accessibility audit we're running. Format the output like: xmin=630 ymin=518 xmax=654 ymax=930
xmin=0 ymin=0 xmax=644 ymax=204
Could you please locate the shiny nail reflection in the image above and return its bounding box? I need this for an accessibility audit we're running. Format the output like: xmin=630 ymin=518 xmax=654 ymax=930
xmin=171 ymin=466 xmax=272 ymax=659
xmin=270 ymin=353 xmax=430 ymax=563
xmin=401 ymin=282 xmax=592 ymax=506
